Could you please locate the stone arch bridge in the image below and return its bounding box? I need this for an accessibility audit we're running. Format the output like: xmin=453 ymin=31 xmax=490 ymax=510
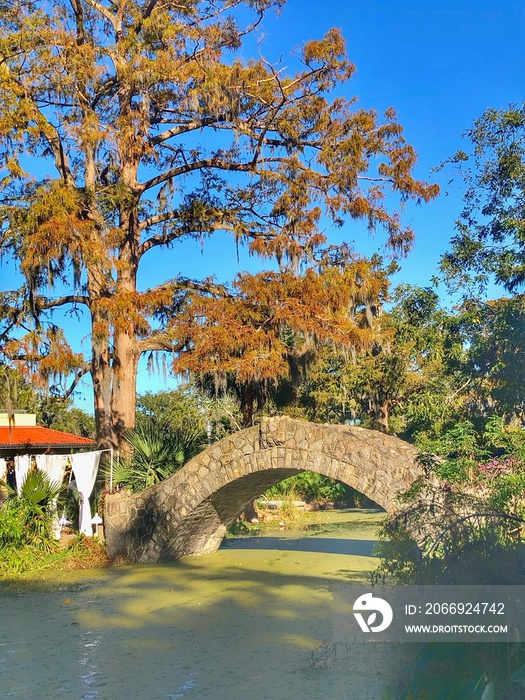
xmin=104 ymin=417 xmax=420 ymax=563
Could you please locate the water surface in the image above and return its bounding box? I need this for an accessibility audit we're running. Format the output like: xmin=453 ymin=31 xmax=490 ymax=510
xmin=0 ymin=509 xmax=411 ymax=700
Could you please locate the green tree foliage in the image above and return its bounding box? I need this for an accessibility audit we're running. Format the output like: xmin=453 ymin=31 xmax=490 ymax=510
xmin=441 ymin=103 xmax=525 ymax=294
xmin=384 ymin=286 xmax=467 ymax=439
xmin=0 ymin=365 xmax=40 ymax=415
xmin=297 ymin=283 xmax=525 ymax=447
xmin=464 ymin=295 xmax=525 ymax=423
xmin=0 ymin=365 xmax=95 ymax=435
xmin=263 ymin=471 xmax=370 ymax=506
xmin=376 ymin=416 xmax=525 ymax=585
xmin=298 ymin=285 xmax=472 ymax=438
xmin=38 ymin=397 xmax=96 ymax=437
xmin=136 ymin=386 xmax=241 ymax=438
xmin=0 ymin=0 xmax=437 ymax=449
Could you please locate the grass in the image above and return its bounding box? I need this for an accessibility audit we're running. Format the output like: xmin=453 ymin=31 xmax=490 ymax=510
xmin=226 ymin=494 xmax=312 ymax=537
xmin=0 ymin=535 xmax=110 ymax=581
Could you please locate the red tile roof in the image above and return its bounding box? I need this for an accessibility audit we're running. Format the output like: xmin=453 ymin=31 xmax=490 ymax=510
xmin=0 ymin=426 xmax=96 ymax=449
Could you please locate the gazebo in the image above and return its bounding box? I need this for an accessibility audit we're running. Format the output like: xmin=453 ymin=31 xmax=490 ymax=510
xmin=0 ymin=418 xmax=95 ymax=458
xmin=0 ymin=413 xmax=101 ymax=536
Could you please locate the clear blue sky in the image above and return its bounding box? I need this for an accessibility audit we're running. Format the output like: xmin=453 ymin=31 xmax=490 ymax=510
xmin=1 ymin=0 xmax=524 ymax=407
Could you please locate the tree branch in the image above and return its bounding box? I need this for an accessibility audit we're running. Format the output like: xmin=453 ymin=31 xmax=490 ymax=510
xmin=140 ymin=157 xmax=255 ymax=192
xmin=143 ymin=276 xmax=229 ymax=299
xmin=40 ymin=124 xmax=76 ymax=188
xmin=68 ymin=0 xmax=87 ymax=45
xmin=138 ymin=209 xmax=184 ymax=232
xmin=64 ymin=364 xmax=91 ymax=399
xmin=137 ymin=335 xmax=186 ymax=354
xmin=91 ymin=75 xmax=118 ymax=108
xmin=138 ymin=218 xmax=239 ymax=257
xmin=39 ymin=295 xmax=90 ymax=310
xmin=149 ymin=115 xmax=225 ymax=146
xmin=82 ymin=0 xmax=118 ymax=29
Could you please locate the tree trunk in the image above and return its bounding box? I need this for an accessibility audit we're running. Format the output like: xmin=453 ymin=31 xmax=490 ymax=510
xmin=367 ymin=392 xmax=390 ymax=433
xmin=239 ymin=382 xmax=260 ymax=521
xmin=373 ymin=396 xmax=390 ymax=433
xmin=91 ymin=307 xmax=139 ymax=452
xmin=91 ymin=191 xmax=141 ymax=452
xmin=91 ymin=319 xmax=115 ymax=451
xmin=379 ymin=403 xmax=389 ymax=432
xmin=242 ymin=499 xmax=260 ymax=523
xmin=240 ymin=382 xmax=255 ymax=429
xmin=111 ymin=330 xmax=139 ymax=452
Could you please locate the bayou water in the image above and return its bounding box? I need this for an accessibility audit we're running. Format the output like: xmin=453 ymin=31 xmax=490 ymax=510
xmin=0 ymin=509 xmax=411 ymax=700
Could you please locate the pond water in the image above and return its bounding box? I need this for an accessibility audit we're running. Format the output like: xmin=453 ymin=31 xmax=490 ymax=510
xmin=0 ymin=509 xmax=412 ymax=700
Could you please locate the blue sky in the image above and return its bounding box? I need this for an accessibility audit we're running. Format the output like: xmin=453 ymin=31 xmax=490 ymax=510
xmin=1 ymin=0 xmax=524 ymax=407
xmin=138 ymin=0 xmax=525 ymax=289
xmin=258 ymin=0 xmax=525 ymax=287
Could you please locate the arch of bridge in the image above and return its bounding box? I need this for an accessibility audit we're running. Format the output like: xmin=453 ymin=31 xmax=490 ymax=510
xmin=104 ymin=416 xmax=419 ymax=563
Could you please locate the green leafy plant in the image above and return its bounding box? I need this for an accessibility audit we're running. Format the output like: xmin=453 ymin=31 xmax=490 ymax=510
xmin=109 ymin=420 xmax=206 ymax=492
xmin=17 ymin=470 xmax=64 ymax=550
xmin=0 ymin=468 xmax=64 ymax=557
xmin=375 ymin=424 xmax=525 ymax=586
xmin=0 ymin=532 xmax=110 ymax=578
xmin=263 ymin=471 xmax=369 ymax=506
xmin=375 ymin=460 xmax=525 ymax=699
xmin=0 ymin=499 xmax=26 ymax=549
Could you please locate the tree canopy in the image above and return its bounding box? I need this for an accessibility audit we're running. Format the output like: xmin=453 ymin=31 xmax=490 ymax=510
xmin=298 ymin=286 xmax=465 ymax=435
xmin=0 ymin=0 xmax=438 ymax=447
xmin=441 ymin=103 xmax=525 ymax=294
xmin=172 ymin=252 xmax=394 ymax=425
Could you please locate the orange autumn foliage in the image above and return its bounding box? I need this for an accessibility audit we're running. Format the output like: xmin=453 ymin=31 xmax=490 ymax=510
xmin=0 ymin=0 xmax=438 ymax=447
xmin=172 ymin=258 xmax=391 ymax=392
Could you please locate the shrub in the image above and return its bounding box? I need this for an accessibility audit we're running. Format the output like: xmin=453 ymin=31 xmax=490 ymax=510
xmin=108 ymin=419 xmax=206 ymax=492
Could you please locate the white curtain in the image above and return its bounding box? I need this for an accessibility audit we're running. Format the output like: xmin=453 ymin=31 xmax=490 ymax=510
xmin=35 ymin=454 xmax=69 ymax=486
xmin=14 ymin=455 xmax=31 ymax=495
xmin=35 ymin=455 xmax=70 ymax=538
xmin=70 ymin=451 xmax=102 ymax=535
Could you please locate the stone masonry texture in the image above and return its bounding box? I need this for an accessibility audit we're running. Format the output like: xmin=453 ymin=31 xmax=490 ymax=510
xmin=104 ymin=417 xmax=420 ymax=563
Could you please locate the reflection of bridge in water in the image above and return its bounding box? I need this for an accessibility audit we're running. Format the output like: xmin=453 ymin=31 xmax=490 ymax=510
xmin=104 ymin=416 xmax=419 ymax=563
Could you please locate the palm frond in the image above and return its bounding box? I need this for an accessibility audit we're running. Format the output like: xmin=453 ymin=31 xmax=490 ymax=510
xmin=114 ymin=419 xmax=207 ymax=492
